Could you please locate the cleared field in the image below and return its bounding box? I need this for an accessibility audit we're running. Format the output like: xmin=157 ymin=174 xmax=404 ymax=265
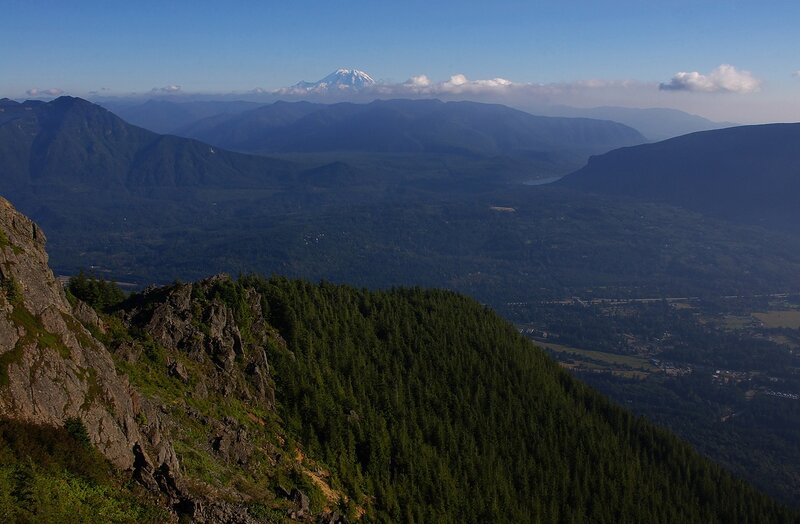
xmin=534 ymin=340 xmax=657 ymax=378
xmin=769 ymin=334 xmax=799 ymax=349
xmin=721 ymin=315 xmax=756 ymax=330
xmin=753 ymin=310 xmax=800 ymax=329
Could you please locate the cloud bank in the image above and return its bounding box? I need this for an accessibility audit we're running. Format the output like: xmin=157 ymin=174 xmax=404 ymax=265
xmin=399 ymin=74 xmax=570 ymax=97
xmin=151 ymin=84 xmax=182 ymax=94
xmin=273 ymin=73 xmax=642 ymax=99
xmin=659 ymin=64 xmax=760 ymax=93
xmin=26 ymin=87 xmax=64 ymax=97
xmin=247 ymin=72 xmax=662 ymax=116
xmin=390 ymin=74 xmax=515 ymax=95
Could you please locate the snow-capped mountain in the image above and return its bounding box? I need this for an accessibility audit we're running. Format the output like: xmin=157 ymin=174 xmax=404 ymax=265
xmin=279 ymin=69 xmax=376 ymax=94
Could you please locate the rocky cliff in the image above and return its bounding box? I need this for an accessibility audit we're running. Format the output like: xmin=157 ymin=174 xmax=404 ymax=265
xmin=0 ymin=196 xmax=343 ymax=522
xmin=0 ymin=195 xmax=197 ymax=516
xmin=0 ymin=196 xmax=145 ymax=469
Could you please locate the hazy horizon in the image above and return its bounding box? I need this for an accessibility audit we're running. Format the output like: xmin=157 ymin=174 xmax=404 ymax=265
xmin=4 ymin=1 xmax=800 ymax=124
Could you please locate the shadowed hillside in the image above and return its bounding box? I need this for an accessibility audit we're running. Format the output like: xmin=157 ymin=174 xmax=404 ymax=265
xmin=559 ymin=123 xmax=800 ymax=231
xmin=178 ymin=98 xmax=646 ymax=157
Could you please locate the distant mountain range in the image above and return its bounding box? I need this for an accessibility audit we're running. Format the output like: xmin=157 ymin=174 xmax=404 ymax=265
xmin=105 ymin=99 xmax=262 ymax=135
xmin=176 ymin=98 xmax=647 ymax=157
xmin=0 ymin=96 xmax=294 ymax=199
xmin=84 ymin=67 xmax=734 ymax=142
xmin=104 ymin=96 xmax=733 ymax=143
xmin=535 ymin=105 xmax=735 ymax=141
xmin=0 ymin=96 xmax=647 ymax=208
xmin=558 ymin=123 xmax=800 ymax=231
xmin=4 ymin=97 xmax=796 ymax=238
xmin=4 ymin=96 xmax=800 ymax=302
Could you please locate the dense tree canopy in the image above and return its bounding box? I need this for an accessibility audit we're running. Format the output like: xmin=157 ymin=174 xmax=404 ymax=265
xmin=221 ymin=275 xmax=797 ymax=523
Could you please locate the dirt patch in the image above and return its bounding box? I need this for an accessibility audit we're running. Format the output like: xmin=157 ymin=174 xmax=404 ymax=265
xmin=754 ymin=310 xmax=800 ymax=329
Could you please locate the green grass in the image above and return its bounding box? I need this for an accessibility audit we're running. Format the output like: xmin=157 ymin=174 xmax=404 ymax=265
xmin=0 ymin=419 xmax=168 ymax=523
xmin=0 ymin=465 xmax=167 ymax=523
xmin=10 ymin=303 xmax=70 ymax=359
xmin=0 ymin=340 xmax=24 ymax=387
xmin=1 ymin=273 xmax=21 ymax=303
xmin=0 ymin=228 xmax=24 ymax=255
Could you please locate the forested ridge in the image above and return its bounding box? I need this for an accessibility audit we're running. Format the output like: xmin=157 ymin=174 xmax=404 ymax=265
xmin=206 ymin=275 xmax=797 ymax=523
xmin=3 ymin=266 xmax=797 ymax=521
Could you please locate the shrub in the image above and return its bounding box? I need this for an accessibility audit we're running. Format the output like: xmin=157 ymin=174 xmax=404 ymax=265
xmin=67 ymin=271 xmax=126 ymax=311
xmin=64 ymin=417 xmax=92 ymax=449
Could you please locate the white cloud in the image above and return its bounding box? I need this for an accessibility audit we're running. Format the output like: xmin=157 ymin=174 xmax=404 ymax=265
xmin=377 ymin=73 xmax=525 ymax=96
xmin=374 ymin=74 xmax=645 ymax=99
xmin=448 ymin=74 xmax=468 ymax=87
xmin=793 ymin=70 xmax=800 ymax=78
xmin=151 ymin=84 xmax=182 ymax=94
xmin=276 ymin=72 xmax=520 ymax=97
xmin=405 ymin=74 xmax=431 ymax=87
xmin=267 ymin=71 xmax=655 ymax=113
xmin=266 ymin=69 xmax=656 ymax=105
xmin=659 ymin=64 xmax=760 ymax=93
xmin=26 ymin=87 xmax=64 ymax=96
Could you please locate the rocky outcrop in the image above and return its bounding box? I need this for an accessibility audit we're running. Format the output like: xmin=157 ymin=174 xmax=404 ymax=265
xmin=182 ymin=499 xmax=260 ymax=524
xmin=0 ymin=197 xmax=195 ymax=515
xmin=289 ymin=488 xmax=311 ymax=520
xmin=71 ymin=298 xmax=106 ymax=334
xmin=0 ymin=196 xmax=142 ymax=469
xmin=0 ymin=197 xmax=336 ymax=521
xmin=212 ymin=423 xmax=254 ymax=465
xmin=125 ymin=274 xmax=277 ymax=409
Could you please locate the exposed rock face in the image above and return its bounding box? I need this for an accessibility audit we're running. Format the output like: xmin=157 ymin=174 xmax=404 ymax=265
xmin=0 ymin=197 xmax=321 ymax=521
xmin=0 ymin=196 xmax=141 ymax=469
xmin=0 ymin=197 xmax=196 ymax=514
xmin=212 ymin=424 xmax=254 ymax=465
xmin=289 ymin=488 xmax=311 ymax=519
xmin=126 ymin=274 xmax=277 ymax=409
xmin=71 ymin=298 xmax=106 ymax=334
xmin=185 ymin=500 xmax=260 ymax=524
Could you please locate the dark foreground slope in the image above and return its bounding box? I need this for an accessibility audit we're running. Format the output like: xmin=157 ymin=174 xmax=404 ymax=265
xmin=228 ymin=276 xmax=796 ymax=523
xmin=0 ymin=197 xmax=796 ymax=522
xmin=559 ymin=123 xmax=800 ymax=231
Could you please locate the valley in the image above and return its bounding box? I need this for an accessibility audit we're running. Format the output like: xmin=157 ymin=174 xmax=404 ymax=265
xmin=2 ymin=94 xmax=800 ymax=519
xmin=513 ymin=292 xmax=800 ymax=505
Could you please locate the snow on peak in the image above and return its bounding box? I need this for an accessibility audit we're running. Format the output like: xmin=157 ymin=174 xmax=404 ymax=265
xmin=322 ymin=69 xmax=376 ymax=87
xmin=281 ymin=69 xmax=377 ymax=94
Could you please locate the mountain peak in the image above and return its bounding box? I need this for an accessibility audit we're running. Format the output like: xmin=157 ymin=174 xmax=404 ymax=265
xmin=49 ymin=95 xmax=100 ymax=110
xmin=321 ymin=68 xmax=375 ymax=86
xmin=281 ymin=68 xmax=376 ymax=94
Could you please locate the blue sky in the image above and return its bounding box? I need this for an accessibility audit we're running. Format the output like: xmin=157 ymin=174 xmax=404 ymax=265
xmin=3 ymin=1 xmax=799 ymax=122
